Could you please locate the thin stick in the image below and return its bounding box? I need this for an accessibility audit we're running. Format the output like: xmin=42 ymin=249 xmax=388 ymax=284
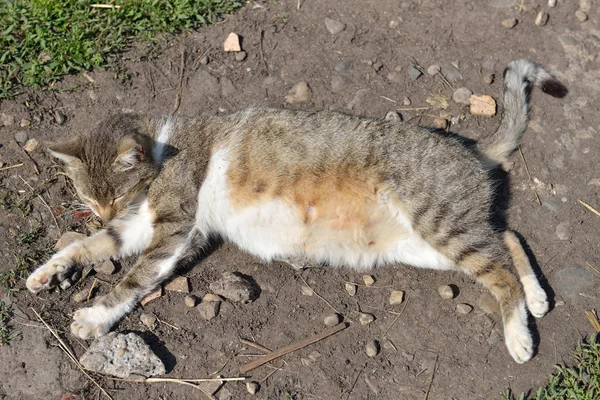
xmin=577 ymin=199 xmax=600 ymax=218
xmin=0 ymin=163 xmax=24 ymax=171
xmin=240 ymin=323 xmax=348 ymax=373
xmin=380 ymin=96 xmax=397 ymax=104
xmin=91 ymin=4 xmax=121 ymax=9
xmin=585 ymin=262 xmax=600 ymax=276
xmin=299 ymin=275 xmax=354 ymax=323
xmin=171 ymin=47 xmax=186 ymax=115
xmin=31 ymin=308 xmax=113 ymax=400
xmin=17 ymin=142 xmax=40 ymax=174
xmin=157 ymin=317 xmax=180 ymax=330
xmin=342 ymin=367 xmax=364 ymax=399
xmin=382 ymin=295 xmax=409 ymax=338
xmin=585 ymin=310 xmax=600 ymax=333
xmin=423 ymin=354 xmax=438 ymax=400
xmin=260 ymin=366 xmax=280 ymax=384
xmin=518 ymin=147 xmax=541 ymax=206
xmin=396 ymin=107 xmax=431 ymax=111
xmin=87 ymin=278 xmax=98 ymax=301
xmin=240 ymin=338 xmax=272 ymax=353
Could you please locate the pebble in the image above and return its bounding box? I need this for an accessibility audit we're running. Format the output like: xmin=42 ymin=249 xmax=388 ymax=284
xmin=389 ymin=290 xmax=404 ymax=305
xmin=403 ymin=96 xmax=412 ymax=106
xmin=365 ymin=340 xmax=380 ymax=357
xmin=15 ymin=131 xmax=29 ymax=144
xmin=209 ymin=271 xmax=260 ymax=303
xmin=373 ymin=61 xmax=383 ymax=71
xmin=477 ymin=293 xmax=500 ymax=314
xmin=164 ymin=275 xmax=190 ymax=293
xmin=59 ymin=280 xmax=72 ymax=290
xmin=385 ymin=111 xmax=402 ymax=123
xmin=56 ymin=231 xmax=86 ymax=250
xmin=20 ymin=119 xmax=31 ymax=128
xmin=555 ymin=267 xmax=594 ymax=300
xmin=324 ymin=313 xmax=341 ymax=326
xmin=246 ymin=381 xmax=260 ymax=395
xmin=235 ymin=51 xmax=247 ymax=62
xmin=200 ymin=56 xmax=209 ymax=65
xmin=223 ymin=32 xmax=241 ymax=52
xmin=535 ymin=11 xmax=549 ymax=26
xmin=427 ymin=65 xmax=441 ymax=75
xmin=95 ymin=260 xmax=116 ymax=275
xmin=587 ymin=178 xmax=600 ymax=186
xmin=285 ymin=81 xmax=312 ymax=104
xmin=432 ymin=118 xmax=448 ymax=130
xmin=362 ymin=275 xmax=375 ymax=286
xmin=184 ymin=294 xmax=199 ymax=308
xmin=1 ymin=113 xmax=15 ymax=126
xmin=54 ymin=111 xmax=66 ymax=125
xmin=300 ymin=285 xmax=314 ymax=296
xmin=140 ymin=313 xmax=157 ymax=329
xmin=441 ymin=63 xmax=462 ymax=83
xmin=437 ymin=284 xmax=456 ymax=300
xmin=345 ymin=282 xmax=357 ymax=296
xmin=197 ymin=300 xmax=220 ymax=320
xmin=324 ymin=18 xmax=346 ymax=35
xmin=483 ymin=73 xmax=495 ymax=85
xmin=72 ymin=289 xmax=90 ymax=303
xmin=203 ymin=293 xmax=222 ymax=302
xmin=575 ymin=10 xmax=588 ymax=22
xmin=548 ymin=0 xmax=556 ymax=7
xmin=335 ymin=59 xmax=352 ymax=72
xmin=469 ymin=94 xmax=496 ymax=117
xmin=408 ymin=65 xmax=422 ymax=80
xmin=456 ymin=303 xmax=473 ymax=314
xmin=453 ymin=87 xmax=472 ymax=104
xmin=140 ymin=287 xmax=162 ymax=306
xmin=23 ymin=138 xmax=39 ymax=152
xmin=80 ymin=332 xmax=165 ymax=378
xmin=347 ymin=89 xmax=370 ymax=110
xmin=541 ymin=200 xmax=560 ymax=214
xmin=556 ymin=221 xmax=571 ymax=241
xmin=359 ymin=313 xmax=375 ymax=325
xmin=502 ymin=18 xmax=518 ymax=29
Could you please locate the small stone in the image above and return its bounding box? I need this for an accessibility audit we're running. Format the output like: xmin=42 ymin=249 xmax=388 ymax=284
xmin=403 ymin=96 xmax=412 ymax=106
xmin=80 ymin=332 xmax=165 ymax=378
xmin=389 ymin=290 xmax=405 ymax=305
xmin=140 ymin=313 xmax=157 ymax=329
xmin=556 ymin=221 xmax=571 ymax=241
xmin=541 ymin=200 xmax=560 ymax=214
xmin=324 ymin=18 xmax=346 ymax=35
xmin=300 ymin=285 xmax=314 ymax=296
xmin=477 ymin=293 xmax=500 ymax=314
xmin=432 ymin=118 xmax=448 ymax=130
xmin=502 ymin=161 xmax=515 ymax=172
xmin=324 ymin=313 xmax=341 ymax=326
xmin=365 ymin=340 xmax=380 ymax=357
xmin=72 ymin=289 xmax=89 ymax=303
xmin=389 ymin=20 xmax=400 ymax=29
xmin=20 ymin=119 xmax=31 ymax=128
xmin=197 ymin=300 xmax=220 ymax=320
xmin=200 ymin=56 xmax=209 ymax=65
xmin=453 ymin=87 xmax=472 ymax=104
xmin=469 ymin=94 xmax=496 ymax=117
xmin=95 ymin=260 xmax=116 ymax=275
xmin=587 ymin=178 xmax=600 ymax=186
xmin=385 ymin=111 xmax=402 ymax=123
xmin=362 ymin=275 xmax=375 ymax=286
xmin=373 ymin=61 xmax=383 ymax=71
xmin=548 ymin=0 xmax=556 ymax=7
xmin=335 ymin=59 xmax=352 ymax=72
xmin=14 ymin=131 xmax=29 ymax=144
xmin=575 ymin=10 xmax=588 ymax=22
xmin=427 ymin=65 xmax=441 ymax=75
xmin=359 ymin=313 xmax=375 ymax=325
xmin=235 ymin=51 xmax=247 ymax=62
xmin=408 ymin=65 xmax=422 ymax=80
xmin=345 ymin=282 xmax=357 ymax=296
xmin=184 ymin=294 xmax=199 ymax=308
xmin=285 ymin=81 xmax=312 ymax=104
xmin=140 ymin=287 xmax=162 ymax=306
xmin=501 ymin=18 xmax=518 ymax=29
xmin=56 ymin=232 xmax=86 ymax=250
xmin=60 ymin=280 xmax=72 ymax=290
xmin=23 ymin=138 xmax=39 ymax=152
xmin=456 ymin=303 xmax=473 ymax=314
xmin=54 ymin=111 xmax=66 ymax=125
xmin=246 ymin=381 xmax=260 ymax=395
xmin=483 ymin=73 xmax=495 ymax=85
xmin=1 ymin=113 xmax=15 ymax=126
xmin=441 ymin=63 xmax=462 ymax=84
xmin=535 ymin=11 xmax=549 ymax=26
xmin=209 ymin=272 xmax=260 ymax=303
xmin=203 ymin=293 xmax=222 ymax=302
xmin=164 ymin=276 xmax=190 ymax=293
xmin=223 ymin=33 xmax=241 ymax=52
xmin=438 ymin=285 xmax=456 ymax=300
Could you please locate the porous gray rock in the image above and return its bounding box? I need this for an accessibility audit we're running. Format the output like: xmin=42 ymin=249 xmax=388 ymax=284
xmin=80 ymin=332 xmax=166 ymax=378
xmin=209 ymin=272 xmax=260 ymax=303
xmin=325 ymin=18 xmax=346 ymax=35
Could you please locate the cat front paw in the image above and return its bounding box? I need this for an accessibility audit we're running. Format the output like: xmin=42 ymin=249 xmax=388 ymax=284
xmin=504 ymin=302 xmax=534 ymax=364
xmin=26 ymin=257 xmax=74 ymax=293
xmin=71 ymin=306 xmax=115 ymax=339
xmin=522 ymin=276 xmax=549 ymax=318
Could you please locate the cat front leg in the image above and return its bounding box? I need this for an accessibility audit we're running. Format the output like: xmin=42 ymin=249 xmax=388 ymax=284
xmin=70 ymin=225 xmax=202 ymax=339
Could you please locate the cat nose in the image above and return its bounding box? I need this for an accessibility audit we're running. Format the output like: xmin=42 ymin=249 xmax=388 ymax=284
xmin=97 ymin=206 xmax=115 ymax=222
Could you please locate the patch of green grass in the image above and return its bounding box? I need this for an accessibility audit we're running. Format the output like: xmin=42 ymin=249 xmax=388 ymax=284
xmin=0 ymin=300 xmax=18 ymax=346
xmin=0 ymin=0 xmax=242 ymax=98
xmin=17 ymin=225 xmax=44 ymax=245
xmin=500 ymin=335 xmax=600 ymax=400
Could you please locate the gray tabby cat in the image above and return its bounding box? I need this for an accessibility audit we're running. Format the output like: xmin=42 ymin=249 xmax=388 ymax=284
xmin=27 ymin=60 xmax=567 ymax=363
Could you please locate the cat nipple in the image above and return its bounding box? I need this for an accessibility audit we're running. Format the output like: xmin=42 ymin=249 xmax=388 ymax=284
xmin=305 ymin=205 xmax=317 ymax=223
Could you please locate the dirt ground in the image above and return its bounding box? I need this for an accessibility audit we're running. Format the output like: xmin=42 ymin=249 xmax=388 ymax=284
xmin=1 ymin=0 xmax=599 ymax=399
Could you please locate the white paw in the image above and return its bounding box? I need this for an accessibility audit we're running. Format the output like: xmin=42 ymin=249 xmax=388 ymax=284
xmin=522 ymin=276 xmax=549 ymax=318
xmin=71 ymin=306 xmax=114 ymax=339
xmin=26 ymin=257 xmax=73 ymax=293
xmin=504 ymin=303 xmax=533 ymax=364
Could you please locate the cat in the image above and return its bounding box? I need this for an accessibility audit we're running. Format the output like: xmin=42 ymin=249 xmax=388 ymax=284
xmin=26 ymin=59 xmax=567 ymax=364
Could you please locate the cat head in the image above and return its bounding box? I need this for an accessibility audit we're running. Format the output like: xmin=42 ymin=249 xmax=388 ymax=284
xmin=48 ymin=115 xmax=159 ymax=222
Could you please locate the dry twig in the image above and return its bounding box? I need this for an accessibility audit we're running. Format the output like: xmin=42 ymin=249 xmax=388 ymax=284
xmin=518 ymin=147 xmax=541 ymax=206
xmin=577 ymin=199 xmax=600 ymax=218
xmin=240 ymin=337 xmax=272 ymax=353
xmin=585 ymin=310 xmax=600 ymax=333
xmin=0 ymin=163 xmax=24 ymax=171
xmin=585 ymin=262 xmax=600 ymax=277
xmin=423 ymin=354 xmax=438 ymax=400
xmin=91 ymin=4 xmax=121 ymax=9
xmin=299 ymin=275 xmax=354 ymax=323
xmin=382 ymin=295 xmax=409 ymax=338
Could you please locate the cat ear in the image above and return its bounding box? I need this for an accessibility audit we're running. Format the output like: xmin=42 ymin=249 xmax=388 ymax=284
xmin=114 ymin=136 xmax=144 ymax=171
xmin=47 ymin=136 xmax=83 ymax=164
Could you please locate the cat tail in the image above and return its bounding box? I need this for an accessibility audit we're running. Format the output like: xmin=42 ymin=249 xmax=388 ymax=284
xmin=479 ymin=59 xmax=567 ymax=168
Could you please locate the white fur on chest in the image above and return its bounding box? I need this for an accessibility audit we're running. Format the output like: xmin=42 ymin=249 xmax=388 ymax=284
xmin=195 ymin=149 xmax=455 ymax=272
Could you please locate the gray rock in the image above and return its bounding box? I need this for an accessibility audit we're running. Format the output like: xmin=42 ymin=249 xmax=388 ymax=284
xmin=385 ymin=111 xmax=402 ymax=123
xmin=95 ymin=260 xmax=116 ymax=275
xmin=235 ymin=51 xmax=247 ymax=62
xmin=80 ymin=332 xmax=166 ymax=378
xmin=556 ymin=221 xmax=571 ymax=241
xmin=140 ymin=313 xmax=157 ymax=329
xmin=575 ymin=10 xmax=587 ymax=22
xmin=373 ymin=61 xmax=383 ymax=71
xmin=483 ymin=73 xmax=495 ymax=84
xmin=209 ymin=272 xmax=260 ymax=303
xmin=335 ymin=59 xmax=352 ymax=72
xmin=541 ymin=200 xmax=560 ymax=214
xmin=555 ymin=267 xmax=594 ymax=300
xmin=408 ymin=65 xmax=422 ymax=80
xmin=20 ymin=119 xmax=31 ymax=128
xmin=427 ymin=65 xmax=441 ymax=75
xmin=453 ymin=87 xmax=472 ymax=104
xmin=246 ymin=381 xmax=260 ymax=395
xmin=456 ymin=303 xmax=473 ymax=314
xmin=535 ymin=11 xmax=549 ymax=27
xmin=441 ymin=63 xmax=462 ymax=84
xmin=15 ymin=131 xmax=28 ymax=144
xmin=325 ymin=18 xmax=346 ymax=35
xmin=365 ymin=340 xmax=380 ymax=357
xmin=403 ymin=96 xmax=412 ymax=106
xmin=200 ymin=56 xmax=210 ymax=65
xmin=1 ymin=113 xmax=15 ymax=126
xmin=501 ymin=18 xmax=518 ymax=29
xmin=197 ymin=300 xmax=220 ymax=320
xmin=347 ymin=89 xmax=370 ymax=110
xmin=324 ymin=313 xmax=341 ymax=326
xmin=54 ymin=111 xmax=66 ymax=125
